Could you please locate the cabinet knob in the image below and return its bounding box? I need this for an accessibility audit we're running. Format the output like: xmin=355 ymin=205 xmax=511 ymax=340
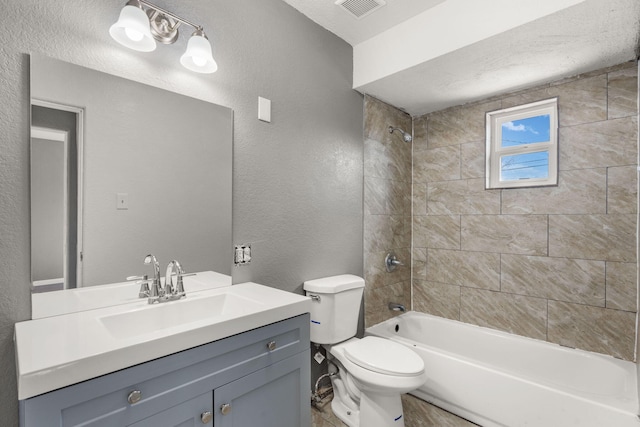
xmin=127 ymin=390 xmax=142 ymax=404
xmin=200 ymin=411 xmax=213 ymax=424
xmin=220 ymin=403 xmax=232 ymax=415
xmin=267 ymin=340 xmax=277 ymax=351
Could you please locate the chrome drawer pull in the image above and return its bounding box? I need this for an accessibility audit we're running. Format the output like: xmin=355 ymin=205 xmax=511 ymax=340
xmin=200 ymin=411 xmax=213 ymax=424
xmin=127 ymin=390 xmax=142 ymax=404
xmin=267 ymin=340 xmax=277 ymax=351
xmin=220 ymin=403 xmax=231 ymax=415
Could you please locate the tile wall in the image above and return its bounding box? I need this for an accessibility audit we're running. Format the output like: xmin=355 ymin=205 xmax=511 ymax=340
xmin=363 ymin=96 xmax=413 ymax=326
xmin=412 ymin=62 xmax=638 ymax=360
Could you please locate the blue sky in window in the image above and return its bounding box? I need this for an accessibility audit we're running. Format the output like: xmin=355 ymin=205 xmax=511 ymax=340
xmin=501 ymin=114 xmax=550 ymax=147
xmin=501 ymin=151 xmax=549 ymax=181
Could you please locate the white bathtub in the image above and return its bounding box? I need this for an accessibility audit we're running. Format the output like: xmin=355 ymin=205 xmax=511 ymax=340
xmin=366 ymin=311 xmax=639 ymax=427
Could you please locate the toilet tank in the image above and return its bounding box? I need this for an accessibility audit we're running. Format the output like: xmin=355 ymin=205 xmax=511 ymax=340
xmin=303 ymin=274 xmax=365 ymax=345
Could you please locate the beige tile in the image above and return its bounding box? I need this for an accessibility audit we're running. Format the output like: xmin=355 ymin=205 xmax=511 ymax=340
xmin=427 ymin=249 xmax=500 ymax=290
xmin=364 ymin=214 xmax=411 ymax=253
xmin=428 ymin=179 xmax=501 ymax=215
xmin=608 ymin=66 xmax=638 ymax=119
xmin=413 ymin=145 xmax=460 ymax=183
xmin=365 ymin=281 xmax=410 ymax=327
xmin=548 ymin=214 xmax=636 ymax=262
xmin=413 ymin=183 xmax=427 ymax=216
xmin=413 ymin=114 xmax=428 ymax=152
xmin=364 ymin=95 xmax=412 ymax=143
xmin=364 ymin=247 xmax=412 ymax=290
xmin=501 ymin=168 xmax=606 ymax=215
xmin=312 ymin=406 xmax=343 ymax=427
xmin=548 ymin=301 xmax=636 ymax=360
xmin=414 ymin=215 xmax=460 ymax=250
xmin=559 ymin=117 xmax=638 ymax=170
xmin=460 ymin=140 xmax=485 ymax=179
xmin=501 ymin=254 xmax=605 ymax=306
xmin=413 ymin=280 xmax=460 ymax=321
xmin=607 ymin=165 xmax=638 ymax=214
xmin=364 ymin=138 xmax=412 ymax=182
xmin=555 ymin=74 xmax=608 ymax=126
xmin=427 ymin=100 xmax=501 ymax=148
xmin=606 ymin=262 xmax=637 ymax=312
xmin=412 ymin=247 xmax=428 ymax=281
xmin=402 ymin=395 xmax=479 ymax=427
xmin=364 ymin=214 xmax=394 ymax=253
xmin=502 ymin=74 xmax=608 ymax=127
xmin=364 ymin=176 xmax=411 ymax=215
xmin=460 ymin=288 xmax=548 ymax=340
xmin=364 ymin=250 xmax=385 ymax=291
xmin=461 ymin=215 xmax=548 ymax=255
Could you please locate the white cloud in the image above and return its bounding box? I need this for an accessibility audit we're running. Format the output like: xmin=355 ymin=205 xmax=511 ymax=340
xmin=503 ymin=121 xmax=526 ymax=131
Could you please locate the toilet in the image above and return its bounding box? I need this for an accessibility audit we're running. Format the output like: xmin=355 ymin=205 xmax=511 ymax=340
xmin=304 ymin=275 xmax=426 ymax=427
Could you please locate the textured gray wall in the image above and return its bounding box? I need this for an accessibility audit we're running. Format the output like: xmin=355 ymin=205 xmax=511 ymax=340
xmin=0 ymin=0 xmax=363 ymax=423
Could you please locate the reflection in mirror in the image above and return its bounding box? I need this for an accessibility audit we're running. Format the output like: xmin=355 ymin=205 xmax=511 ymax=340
xmin=30 ymin=55 xmax=233 ymax=296
xmin=31 ymin=102 xmax=81 ymax=291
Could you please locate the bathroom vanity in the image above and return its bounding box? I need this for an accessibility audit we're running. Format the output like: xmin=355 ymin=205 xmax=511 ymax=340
xmin=16 ymin=279 xmax=311 ymax=426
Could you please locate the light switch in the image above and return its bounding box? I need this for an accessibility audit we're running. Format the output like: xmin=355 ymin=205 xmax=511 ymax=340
xmin=258 ymin=96 xmax=271 ymax=123
xmin=116 ymin=193 xmax=129 ymax=210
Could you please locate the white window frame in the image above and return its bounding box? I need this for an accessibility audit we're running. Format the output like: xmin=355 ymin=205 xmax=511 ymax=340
xmin=485 ymin=97 xmax=558 ymax=189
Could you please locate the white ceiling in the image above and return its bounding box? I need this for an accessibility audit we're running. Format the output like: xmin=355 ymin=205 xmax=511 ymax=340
xmin=282 ymin=0 xmax=640 ymax=116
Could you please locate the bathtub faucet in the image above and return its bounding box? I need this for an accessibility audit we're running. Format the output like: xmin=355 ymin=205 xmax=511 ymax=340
xmin=388 ymin=302 xmax=406 ymax=312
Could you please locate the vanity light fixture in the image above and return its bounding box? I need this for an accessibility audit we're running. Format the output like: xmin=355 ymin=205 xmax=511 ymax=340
xmin=109 ymin=0 xmax=218 ymax=74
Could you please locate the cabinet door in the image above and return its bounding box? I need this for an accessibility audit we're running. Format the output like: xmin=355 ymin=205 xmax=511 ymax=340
xmin=214 ymin=350 xmax=310 ymax=427
xmin=128 ymin=391 xmax=213 ymax=427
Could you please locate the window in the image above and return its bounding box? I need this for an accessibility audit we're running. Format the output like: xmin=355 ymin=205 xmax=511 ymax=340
xmin=485 ymin=98 xmax=558 ymax=189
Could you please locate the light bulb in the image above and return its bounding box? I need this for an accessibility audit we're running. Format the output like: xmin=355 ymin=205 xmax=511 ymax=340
xmin=180 ymin=31 xmax=217 ymax=74
xmin=109 ymin=2 xmax=156 ymax=52
xmin=192 ymin=56 xmax=207 ymax=67
xmin=125 ymin=27 xmax=144 ymax=42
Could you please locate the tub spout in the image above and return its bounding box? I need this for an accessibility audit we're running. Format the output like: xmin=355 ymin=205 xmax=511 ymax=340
xmin=388 ymin=302 xmax=406 ymax=312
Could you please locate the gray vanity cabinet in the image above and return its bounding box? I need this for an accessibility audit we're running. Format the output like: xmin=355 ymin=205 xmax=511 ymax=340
xmin=129 ymin=392 xmax=214 ymax=427
xmin=19 ymin=314 xmax=310 ymax=427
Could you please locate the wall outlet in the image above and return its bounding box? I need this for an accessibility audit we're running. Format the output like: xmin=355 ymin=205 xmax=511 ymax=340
xmin=234 ymin=244 xmax=251 ymax=266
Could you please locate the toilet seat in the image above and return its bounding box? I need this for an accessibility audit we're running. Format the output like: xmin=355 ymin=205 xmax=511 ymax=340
xmin=342 ymin=336 xmax=424 ymax=377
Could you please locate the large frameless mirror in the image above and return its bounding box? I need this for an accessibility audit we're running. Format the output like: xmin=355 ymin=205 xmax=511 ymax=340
xmin=30 ymin=55 xmax=233 ymax=295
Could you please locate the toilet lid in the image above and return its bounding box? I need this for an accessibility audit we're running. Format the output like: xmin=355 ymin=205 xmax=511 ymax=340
xmin=343 ymin=336 xmax=424 ymax=376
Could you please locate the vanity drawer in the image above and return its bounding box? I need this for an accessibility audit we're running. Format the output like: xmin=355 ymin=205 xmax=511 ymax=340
xmin=20 ymin=314 xmax=309 ymax=427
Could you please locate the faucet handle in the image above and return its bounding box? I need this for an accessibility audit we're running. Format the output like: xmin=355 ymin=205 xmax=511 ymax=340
xmin=126 ymin=274 xmax=151 ymax=298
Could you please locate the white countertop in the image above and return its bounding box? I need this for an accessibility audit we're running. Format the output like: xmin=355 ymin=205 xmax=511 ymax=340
xmin=31 ymin=271 xmax=232 ymax=319
xmin=15 ymin=282 xmax=310 ymax=400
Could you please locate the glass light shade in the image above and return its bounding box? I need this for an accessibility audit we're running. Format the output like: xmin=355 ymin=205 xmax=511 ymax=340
xmin=109 ymin=4 xmax=156 ymax=52
xmin=180 ymin=34 xmax=218 ymax=74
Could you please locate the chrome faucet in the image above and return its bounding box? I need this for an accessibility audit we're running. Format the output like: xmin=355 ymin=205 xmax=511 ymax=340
xmin=125 ymin=253 xmax=161 ymax=298
xmin=165 ymin=260 xmax=186 ymax=297
xmin=128 ymin=255 xmax=193 ymax=304
xmin=144 ymin=254 xmax=163 ymax=298
xmin=148 ymin=259 xmax=193 ymax=304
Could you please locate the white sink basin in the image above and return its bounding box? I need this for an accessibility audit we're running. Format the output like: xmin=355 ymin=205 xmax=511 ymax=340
xmin=99 ymin=293 xmax=263 ymax=339
xmin=15 ymin=281 xmax=310 ymax=400
xmin=31 ymin=271 xmax=232 ymax=319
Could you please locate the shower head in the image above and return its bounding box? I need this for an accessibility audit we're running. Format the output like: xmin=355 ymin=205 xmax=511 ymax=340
xmin=388 ymin=126 xmax=412 ymax=143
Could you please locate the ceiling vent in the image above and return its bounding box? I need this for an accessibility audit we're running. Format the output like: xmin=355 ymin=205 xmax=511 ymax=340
xmin=335 ymin=0 xmax=387 ymax=20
